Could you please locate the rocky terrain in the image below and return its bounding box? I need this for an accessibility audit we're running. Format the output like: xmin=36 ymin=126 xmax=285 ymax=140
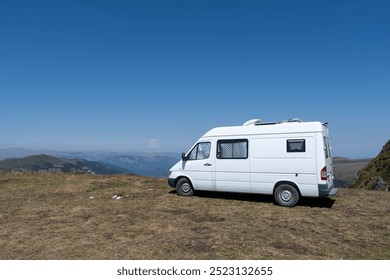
xmin=349 ymin=140 xmax=390 ymax=190
xmin=332 ymin=157 xmax=371 ymax=187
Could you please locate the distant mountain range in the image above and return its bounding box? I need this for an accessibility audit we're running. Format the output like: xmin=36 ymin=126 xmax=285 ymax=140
xmin=83 ymin=152 xmax=179 ymax=177
xmin=0 ymin=148 xmax=376 ymax=184
xmin=0 ymin=148 xmax=87 ymax=160
xmin=0 ymin=148 xmax=180 ymax=177
xmin=0 ymin=154 xmax=130 ymax=175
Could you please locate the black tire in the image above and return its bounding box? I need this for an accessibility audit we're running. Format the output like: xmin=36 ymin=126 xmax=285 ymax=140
xmin=274 ymin=184 xmax=300 ymax=207
xmin=176 ymin=178 xmax=194 ymax=196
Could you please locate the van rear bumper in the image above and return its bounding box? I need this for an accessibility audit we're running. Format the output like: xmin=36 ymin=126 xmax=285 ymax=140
xmin=318 ymin=184 xmax=339 ymax=197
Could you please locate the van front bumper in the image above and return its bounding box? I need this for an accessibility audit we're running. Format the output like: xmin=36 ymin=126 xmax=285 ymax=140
xmin=168 ymin=178 xmax=176 ymax=188
xmin=318 ymin=184 xmax=339 ymax=197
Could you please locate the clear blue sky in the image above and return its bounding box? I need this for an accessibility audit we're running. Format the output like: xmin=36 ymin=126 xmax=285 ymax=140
xmin=0 ymin=0 xmax=389 ymax=158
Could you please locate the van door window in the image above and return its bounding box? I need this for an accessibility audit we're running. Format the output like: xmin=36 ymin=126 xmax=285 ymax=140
xmin=217 ymin=139 xmax=248 ymax=159
xmin=188 ymin=142 xmax=211 ymax=160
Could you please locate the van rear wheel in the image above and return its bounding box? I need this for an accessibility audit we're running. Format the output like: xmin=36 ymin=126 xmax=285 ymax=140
xmin=176 ymin=178 xmax=194 ymax=196
xmin=274 ymin=184 xmax=299 ymax=207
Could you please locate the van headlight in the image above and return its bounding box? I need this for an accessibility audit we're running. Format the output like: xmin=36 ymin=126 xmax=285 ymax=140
xmin=168 ymin=171 xmax=172 ymax=177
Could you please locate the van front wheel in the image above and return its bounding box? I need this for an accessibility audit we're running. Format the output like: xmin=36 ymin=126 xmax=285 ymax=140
xmin=274 ymin=184 xmax=299 ymax=207
xmin=176 ymin=178 xmax=194 ymax=196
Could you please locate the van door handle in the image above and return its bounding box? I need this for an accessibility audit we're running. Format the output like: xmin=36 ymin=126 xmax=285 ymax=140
xmin=204 ymin=163 xmax=212 ymax=166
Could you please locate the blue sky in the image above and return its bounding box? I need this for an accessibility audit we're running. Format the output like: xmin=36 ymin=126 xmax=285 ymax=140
xmin=0 ymin=0 xmax=389 ymax=158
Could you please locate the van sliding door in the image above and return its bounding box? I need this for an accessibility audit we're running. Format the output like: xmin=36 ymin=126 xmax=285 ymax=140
xmin=215 ymin=139 xmax=250 ymax=193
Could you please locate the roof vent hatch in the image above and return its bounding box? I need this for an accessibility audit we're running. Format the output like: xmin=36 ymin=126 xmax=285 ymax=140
xmin=243 ymin=119 xmax=262 ymax=126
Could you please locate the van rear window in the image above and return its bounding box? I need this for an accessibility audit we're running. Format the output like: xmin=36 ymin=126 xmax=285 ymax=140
xmin=287 ymin=139 xmax=306 ymax=153
xmin=324 ymin=137 xmax=331 ymax=158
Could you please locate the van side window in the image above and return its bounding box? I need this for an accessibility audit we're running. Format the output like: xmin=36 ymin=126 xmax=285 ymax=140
xmin=217 ymin=139 xmax=248 ymax=159
xmin=287 ymin=139 xmax=306 ymax=153
xmin=188 ymin=142 xmax=211 ymax=160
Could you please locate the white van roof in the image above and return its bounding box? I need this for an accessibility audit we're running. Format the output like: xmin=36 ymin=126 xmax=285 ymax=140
xmin=202 ymin=120 xmax=325 ymax=138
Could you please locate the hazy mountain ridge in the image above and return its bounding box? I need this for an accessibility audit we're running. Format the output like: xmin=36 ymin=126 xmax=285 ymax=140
xmin=83 ymin=153 xmax=179 ymax=177
xmin=0 ymin=148 xmax=88 ymax=160
xmin=0 ymin=148 xmax=180 ymax=177
xmin=0 ymin=154 xmax=130 ymax=175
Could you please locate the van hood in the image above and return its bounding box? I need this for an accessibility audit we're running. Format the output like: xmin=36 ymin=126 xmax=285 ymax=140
xmin=169 ymin=160 xmax=183 ymax=172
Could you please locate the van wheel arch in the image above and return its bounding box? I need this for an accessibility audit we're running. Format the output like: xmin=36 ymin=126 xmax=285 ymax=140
xmin=273 ymin=181 xmax=301 ymax=207
xmin=175 ymin=176 xmax=192 ymax=187
xmin=274 ymin=181 xmax=301 ymax=196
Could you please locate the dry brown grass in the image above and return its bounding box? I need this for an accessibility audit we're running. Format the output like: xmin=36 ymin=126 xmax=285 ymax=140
xmin=0 ymin=172 xmax=389 ymax=260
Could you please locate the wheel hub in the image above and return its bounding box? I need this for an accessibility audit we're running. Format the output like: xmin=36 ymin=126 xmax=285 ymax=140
xmin=280 ymin=190 xmax=292 ymax=202
xmin=181 ymin=183 xmax=191 ymax=193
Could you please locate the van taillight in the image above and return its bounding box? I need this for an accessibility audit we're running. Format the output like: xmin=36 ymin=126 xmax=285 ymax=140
xmin=321 ymin=166 xmax=327 ymax=181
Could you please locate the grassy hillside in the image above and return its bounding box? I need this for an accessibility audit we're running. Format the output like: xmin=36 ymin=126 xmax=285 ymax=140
xmin=0 ymin=173 xmax=389 ymax=260
xmin=349 ymin=140 xmax=390 ymax=190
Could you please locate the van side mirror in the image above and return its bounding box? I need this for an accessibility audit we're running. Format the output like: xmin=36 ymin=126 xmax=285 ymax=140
xmin=181 ymin=153 xmax=188 ymax=161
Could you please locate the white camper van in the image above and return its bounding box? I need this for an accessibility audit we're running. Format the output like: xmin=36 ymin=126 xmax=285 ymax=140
xmin=168 ymin=119 xmax=338 ymax=207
